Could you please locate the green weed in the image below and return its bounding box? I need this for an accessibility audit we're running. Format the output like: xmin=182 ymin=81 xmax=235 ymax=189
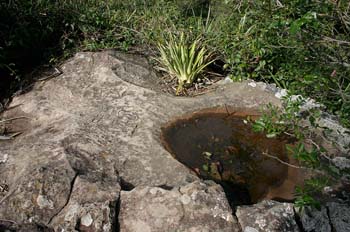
xmin=251 ymin=94 xmax=343 ymax=209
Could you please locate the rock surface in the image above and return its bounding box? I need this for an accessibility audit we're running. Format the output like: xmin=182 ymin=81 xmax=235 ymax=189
xmin=0 ymin=222 xmax=53 ymax=232
xmin=327 ymin=202 xmax=350 ymax=232
xmin=49 ymin=174 xmax=120 ymax=231
xmin=0 ymin=51 xmax=349 ymax=231
xmin=119 ymin=181 xmax=240 ymax=232
xmin=0 ymin=51 xmax=281 ymax=230
xmin=236 ymin=200 xmax=300 ymax=232
xmin=298 ymin=206 xmax=331 ymax=232
xmin=296 ymin=202 xmax=350 ymax=232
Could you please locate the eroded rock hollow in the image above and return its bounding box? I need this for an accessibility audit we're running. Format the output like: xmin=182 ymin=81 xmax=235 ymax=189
xmin=1 ymin=51 xmax=349 ymax=232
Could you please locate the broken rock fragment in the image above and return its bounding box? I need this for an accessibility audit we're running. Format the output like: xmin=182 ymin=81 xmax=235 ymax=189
xmin=119 ymin=181 xmax=240 ymax=232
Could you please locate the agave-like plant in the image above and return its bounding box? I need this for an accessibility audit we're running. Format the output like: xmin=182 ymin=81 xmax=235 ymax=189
xmin=157 ymin=32 xmax=214 ymax=95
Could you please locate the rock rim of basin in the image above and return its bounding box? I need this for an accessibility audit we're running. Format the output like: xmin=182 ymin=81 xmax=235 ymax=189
xmin=160 ymin=110 xmax=309 ymax=205
xmin=0 ymin=51 xmax=349 ymax=231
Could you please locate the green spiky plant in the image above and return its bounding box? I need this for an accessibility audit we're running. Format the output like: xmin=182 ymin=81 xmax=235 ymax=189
xmin=157 ymin=32 xmax=214 ymax=95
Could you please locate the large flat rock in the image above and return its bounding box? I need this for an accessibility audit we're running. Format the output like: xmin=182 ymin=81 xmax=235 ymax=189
xmin=0 ymin=51 xmax=287 ymax=230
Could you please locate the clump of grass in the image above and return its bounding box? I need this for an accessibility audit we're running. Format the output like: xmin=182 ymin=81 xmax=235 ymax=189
xmin=157 ymin=32 xmax=214 ymax=95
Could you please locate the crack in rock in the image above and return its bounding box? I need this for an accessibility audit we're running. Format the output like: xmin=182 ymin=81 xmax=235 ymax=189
xmin=47 ymin=172 xmax=78 ymax=225
xmin=326 ymin=206 xmax=335 ymax=232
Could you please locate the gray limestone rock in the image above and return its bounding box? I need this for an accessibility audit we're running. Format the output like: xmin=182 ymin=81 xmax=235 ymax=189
xmin=317 ymin=115 xmax=350 ymax=156
xmin=297 ymin=206 xmax=331 ymax=232
xmin=119 ymin=181 xmax=240 ymax=232
xmin=236 ymin=200 xmax=300 ymax=232
xmin=327 ymin=202 xmax=350 ymax=232
xmin=332 ymin=157 xmax=350 ymax=170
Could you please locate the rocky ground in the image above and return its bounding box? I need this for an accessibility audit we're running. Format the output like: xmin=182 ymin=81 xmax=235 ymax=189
xmin=0 ymin=51 xmax=349 ymax=232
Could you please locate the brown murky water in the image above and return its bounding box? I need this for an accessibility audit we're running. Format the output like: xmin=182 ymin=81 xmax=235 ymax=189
xmin=161 ymin=110 xmax=305 ymax=206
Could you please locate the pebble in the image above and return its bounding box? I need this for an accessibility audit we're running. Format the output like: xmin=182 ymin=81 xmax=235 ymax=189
xmin=81 ymin=213 xmax=93 ymax=227
xmin=0 ymin=153 xmax=8 ymax=164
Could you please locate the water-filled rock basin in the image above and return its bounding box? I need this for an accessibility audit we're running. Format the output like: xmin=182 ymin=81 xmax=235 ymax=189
xmin=161 ymin=108 xmax=305 ymax=206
